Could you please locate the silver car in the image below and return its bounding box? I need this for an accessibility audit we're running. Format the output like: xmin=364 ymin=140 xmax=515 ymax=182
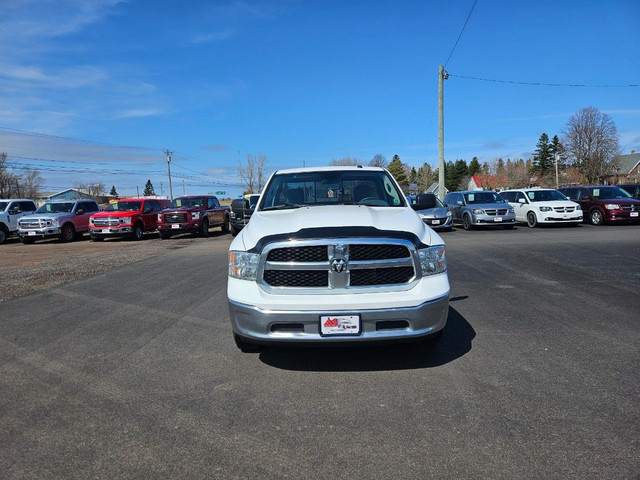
xmin=410 ymin=193 xmax=453 ymax=231
xmin=443 ymin=190 xmax=515 ymax=230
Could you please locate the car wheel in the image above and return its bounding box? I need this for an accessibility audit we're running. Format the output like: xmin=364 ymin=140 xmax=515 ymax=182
xmin=200 ymin=218 xmax=209 ymax=237
xmin=159 ymin=231 xmax=171 ymax=240
xmin=0 ymin=226 xmax=7 ymax=244
xmin=234 ymin=333 xmax=260 ymax=353
xmin=230 ymin=223 xmax=239 ymax=236
xmin=590 ymin=209 xmax=604 ymax=226
xmin=462 ymin=214 xmax=473 ymax=230
xmin=132 ymin=223 xmax=144 ymax=240
xmin=221 ymin=216 xmax=230 ymax=233
xmin=526 ymin=211 xmax=538 ymax=228
xmin=59 ymin=224 xmax=75 ymax=242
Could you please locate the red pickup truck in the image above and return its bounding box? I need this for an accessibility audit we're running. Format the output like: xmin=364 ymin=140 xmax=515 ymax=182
xmin=157 ymin=195 xmax=230 ymax=239
xmin=89 ymin=197 xmax=171 ymax=241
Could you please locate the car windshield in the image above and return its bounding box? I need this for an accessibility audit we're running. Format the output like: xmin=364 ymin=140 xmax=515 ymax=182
xmin=464 ymin=192 xmax=505 ymax=204
xmin=0 ymin=201 xmax=8 ymax=211
xmin=527 ymin=190 xmax=567 ymax=202
xmin=36 ymin=202 xmax=74 ymax=213
xmin=172 ymin=197 xmax=204 ymax=208
xmin=260 ymin=170 xmax=405 ymax=210
xmin=105 ymin=201 xmax=142 ymax=211
xmin=590 ymin=187 xmax=632 ymax=199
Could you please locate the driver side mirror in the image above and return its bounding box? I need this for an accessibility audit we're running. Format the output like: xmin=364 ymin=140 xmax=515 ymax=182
xmin=8 ymin=207 xmax=21 ymax=214
xmin=518 ymin=198 xmax=526 ymax=204
xmin=75 ymin=208 xmax=84 ymax=215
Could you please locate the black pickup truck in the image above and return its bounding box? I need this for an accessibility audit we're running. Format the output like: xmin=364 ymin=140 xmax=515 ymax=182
xmin=229 ymin=194 xmax=260 ymax=236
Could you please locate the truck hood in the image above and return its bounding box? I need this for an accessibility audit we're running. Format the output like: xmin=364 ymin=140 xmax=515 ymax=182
xmin=92 ymin=210 xmax=140 ymax=217
xmin=22 ymin=212 xmax=73 ymax=220
xmin=234 ymin=205 xmax=442 ymax=250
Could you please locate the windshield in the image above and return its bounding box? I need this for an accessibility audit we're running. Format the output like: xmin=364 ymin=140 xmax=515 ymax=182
xmin=36 ymin=202 xmax=74 ymax=213
xmin=0 ymin=201 xmax=8 ymax=211
xmin=527 ymin=190 xmax=568 ymax=202
xmin=464 ymin=192 xmax=505 ymax=204
xmin=260 ymin=170 xmax=405 ymax=210
xmin=590 ymin=187 xmax=632 ymax=199
xmin=171 ymin=197 xmax=204 ymax=208
xmin=105 ymin=201 xmax=142 ymax=211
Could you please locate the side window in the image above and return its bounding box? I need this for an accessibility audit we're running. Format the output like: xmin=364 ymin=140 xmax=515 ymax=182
xmin=563 ymin=189 xmax=576 ymax=201
xmin=20 ymin=201 xmax=36 ymax=211
xmin=456 ymin=194 xmax=464 ymax=204
xmin=149 ymin=200 xmax=160 ymax=211
xmin=207 ymin=197 xmax=215 ymax=209
xmin=212 ymin=197 xmax=220 ymax=208
xmin=502 ymin=192 xmax=515 ymax=202
xmin=515 ymin=192 xmax=527 ymax=203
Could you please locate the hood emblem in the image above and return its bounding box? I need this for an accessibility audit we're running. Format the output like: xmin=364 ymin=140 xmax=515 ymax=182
xmin=331 ymin=258 xmax=347 ymax=273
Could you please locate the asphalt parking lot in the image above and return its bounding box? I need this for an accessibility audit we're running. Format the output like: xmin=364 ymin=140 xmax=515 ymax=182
xmin=1 ymin=223 xmax=638 ymax=479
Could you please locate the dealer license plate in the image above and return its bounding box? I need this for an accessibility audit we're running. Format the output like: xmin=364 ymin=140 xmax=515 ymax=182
xmin=28 ymin=231 xmax=36 ymax=236
xmin=631 ymin=212 xmax=639 ymax=217
xmin=320 ymin=315 xmax=361 ymax=336
xmin=172 ymin=224 xmax=181 ymax=229
xmin=494 ymin=217 xmax=503 ymax=222
xmin=431 ymin=219 xmax=440 ymax=225
xmin=102 ymin=229 xmax=110 ymax=233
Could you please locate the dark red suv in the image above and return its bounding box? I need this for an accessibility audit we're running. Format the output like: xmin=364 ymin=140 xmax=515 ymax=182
xmin=559 ymin=186 xmax=640 ymax=225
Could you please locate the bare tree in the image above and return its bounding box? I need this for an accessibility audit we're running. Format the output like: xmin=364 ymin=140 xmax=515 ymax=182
xmin=329 ymin=157 xmax=361 ymax=166
xmin=0 ymin=152 xmax=44 ymax=198
xmin=368 ymin=154 xmax=387 ymax=168
xmin=73 ymin=181 xmax=106 ymax=198
xmin=239 ymin=154 xmax=268 ymax=194
xmin=562 ymin=107 xmax=620 ymax=184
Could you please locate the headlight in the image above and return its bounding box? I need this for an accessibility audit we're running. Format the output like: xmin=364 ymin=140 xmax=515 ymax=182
xmin=230 ymin=212 xmax=237 ymax=219
xmin=418 ymin=213 xmax=427 ymax=219
xmin=119 ymin=217 xmax=132 ymax=225
xmin=157 ymin=214 xmax=162 ymax=222
xmin=471 ymin=208 xmax=485 ymax=214
xmin=192 ymin=212 xmax=201 ymax=220
xmin=508 ymin=208 xmax=514 ymax=213
xmin=576 ymin=205 xmax=581 ymax=211
xmin=446 ymin=210 xmax=452 ymax=217
xmin=229 ymin=251 xmax=259 ymax=280
xmin=540 ymin=206 xmax=552 ymax=212
xmin=50 ymin=218 xmax=59 ymax=227
xmin=604 ymin=204 xmax=620 ymax=210
xmin=418 ymin=245 xmax=447 ymax=276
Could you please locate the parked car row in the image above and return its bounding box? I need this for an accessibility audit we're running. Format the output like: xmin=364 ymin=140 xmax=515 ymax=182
xmin=0 ymin=195 xmax=231 ymax=244
xmin=410 ymin=184 xmax=640 ymax=230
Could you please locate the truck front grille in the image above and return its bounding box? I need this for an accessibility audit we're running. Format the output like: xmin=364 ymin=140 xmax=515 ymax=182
xmin=261 ymin=240 xmax=417 ymax=291
xmin=92 ymin=217 xmax=121 ymax=227
xmin=164 ymin=212 xmax=188 ymax=223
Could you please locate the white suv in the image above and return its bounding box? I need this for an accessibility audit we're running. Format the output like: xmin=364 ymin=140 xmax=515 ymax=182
xmin=499 ymin=188 xmax=582 ymax=228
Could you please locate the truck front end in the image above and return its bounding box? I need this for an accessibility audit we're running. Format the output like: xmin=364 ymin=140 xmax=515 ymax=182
xmin=227 ymin=167 xmax=449 ymax=352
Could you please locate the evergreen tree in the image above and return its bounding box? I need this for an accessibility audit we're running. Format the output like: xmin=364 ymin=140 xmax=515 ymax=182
xmin=109 ymin=185 xmax=118 ymax=196
xmin=387 ymin=155 xmax=408 ymax=186
xmin=143 ymin=179 xmax=155 ymax=196
xmin=468 ymin=157 xmax=481 ymax=176
xmin=549 ymin=135 xmax=566 ymax=169
xmin=532 ymin=133 xmax=553 ymax=174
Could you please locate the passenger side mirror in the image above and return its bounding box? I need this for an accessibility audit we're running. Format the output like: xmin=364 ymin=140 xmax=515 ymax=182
xmin=518 ymin=198 xmax=526 ymax=204
xmin=75 ymin=208 xmax=85 ymax=215
xmin=8 ymin=207 xmax=21 ymax=214
xmin=143 ymin=207 xmax=152 ymax=214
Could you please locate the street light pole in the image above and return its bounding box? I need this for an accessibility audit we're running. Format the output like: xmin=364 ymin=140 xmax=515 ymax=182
xmin=163 ymin=149 xmax=174 ymax=200
xmin=554 ymin=153 xmax=559 ymax=189
xmin=438 ymin=65 xmax=449 ymax=200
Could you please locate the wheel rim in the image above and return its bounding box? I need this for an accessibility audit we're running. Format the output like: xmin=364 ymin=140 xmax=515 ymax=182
xmin=591 ymin=211 xmax=603 ymax=225
xmin=135 ymin=225 xmax=143 ymax=239
xmin=61 ymin=226 xmax=74 ymax=242
xmin=463 ymin=216 xmax=471 ymax=230
xmin=0 ymin=229 xmax=6 ymax=244
xmin=201 ymin=219 xmax=209 ymax=237
xmin=527 ymin=212 xmax=537 ymax=228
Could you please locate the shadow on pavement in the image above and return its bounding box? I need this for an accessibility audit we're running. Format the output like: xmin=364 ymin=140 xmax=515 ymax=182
xmin=259 ymin=306 xmax=475 ymax=372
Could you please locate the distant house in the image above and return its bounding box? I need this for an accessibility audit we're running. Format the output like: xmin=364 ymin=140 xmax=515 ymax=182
xmin=425 ymin=183 xmax=448 ymax=197
xmin=467 ymin=175 xmax=509 ymax=191
xmin=607 ymin=151 xmax=640 ymax=184
xmin=37 ymin=189 xmax=98 ymax=206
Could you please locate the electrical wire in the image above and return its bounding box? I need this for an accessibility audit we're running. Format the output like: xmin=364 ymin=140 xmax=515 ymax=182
xmin=448 ymin=74 xmax=640 ymax=88
xmin=444 ymin=0 xmax=478 ymax=68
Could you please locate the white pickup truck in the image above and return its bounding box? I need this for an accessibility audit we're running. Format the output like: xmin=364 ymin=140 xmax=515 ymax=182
xmin=227 ymin=166 xmax=450 ymax=352
xmin=0 ymin=199 xmax=38 ymax=244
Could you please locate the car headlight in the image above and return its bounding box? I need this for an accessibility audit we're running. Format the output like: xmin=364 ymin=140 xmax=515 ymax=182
xmin=192 ymin=212 xmax=201 ymax=220
xmin=576 ymin=205 xmax=581 ymax=211
xmin=471 ymin=208 xmax=485 ymax=214
xmin=157 ymin=214 xmax=162 ymax=222
xmin=446 ymin=210 xmax=452 ymax=217
xmin=50 ymin=218 xmax=59 ymax=227
xmin=120 ymin=217 xmax=132 ymax=225
xmin=230 ymin=212 xmax=237 ymax=219
xmin=508 ymin=208 xmax=514 ymax=213
xmin=604 ymin=204 xmax=620 ymax=210
xmin=229 ymin=251 xmax=259 ymax=280
xmin=418 ymin=245 xmax=447 ymax=276
xmin=540 ymin=206 xmax=552 ymax=212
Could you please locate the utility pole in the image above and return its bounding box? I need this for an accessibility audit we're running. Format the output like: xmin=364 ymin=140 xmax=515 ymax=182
xmin=554 ymin=153 xmax=559 ymax=189
xmin=438 ymin=65 xmax=449 ymax=200
xmin=163 ymin=149 xmax=174 ymax=200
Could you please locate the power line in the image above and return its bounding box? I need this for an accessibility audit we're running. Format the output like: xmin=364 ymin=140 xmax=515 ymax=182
xmin=444 ymin=0 xmax=478 ymax=68
xmin=448 ymin=74 xmax=640 ymax=88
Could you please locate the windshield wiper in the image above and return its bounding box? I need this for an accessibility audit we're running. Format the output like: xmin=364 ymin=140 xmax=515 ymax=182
xmin=262 ymin=203 xmax=304 ymax=211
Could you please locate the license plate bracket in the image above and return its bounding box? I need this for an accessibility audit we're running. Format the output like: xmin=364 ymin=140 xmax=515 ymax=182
xmin=320 ymin=315 xmax=361 ymax=336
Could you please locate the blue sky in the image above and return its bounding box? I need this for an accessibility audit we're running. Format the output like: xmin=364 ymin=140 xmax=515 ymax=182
xmin=1 ymin=0 xmax=639 ymax=198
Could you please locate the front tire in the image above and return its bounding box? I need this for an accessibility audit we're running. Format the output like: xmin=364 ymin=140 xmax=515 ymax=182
xmin=59 ymin=224 xmax=75 ymax=242
xmin=132 ymin=223 xmax=144 ymax=240
xmin=526 ymin=211 xmax=538 ymax=228
xmin=462 ymin=214 xmax=473 ymax=230
xmin=0 ymin=226 xmax=7 ymax=244
xmin=199 ymin=218 xmax=209 ymax=237
xmin=590 ymin=209 xmax=604 ymax=226
xmin=221 ymin=216 xmax=230 ymax=233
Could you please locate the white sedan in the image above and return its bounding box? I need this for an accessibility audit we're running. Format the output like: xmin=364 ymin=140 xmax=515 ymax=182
xmin=499 ymin=188 xmax=582 ymax=227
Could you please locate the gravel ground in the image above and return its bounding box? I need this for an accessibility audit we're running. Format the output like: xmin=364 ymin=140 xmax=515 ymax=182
xmin=0 ymin=233 xmax=220 ymax=303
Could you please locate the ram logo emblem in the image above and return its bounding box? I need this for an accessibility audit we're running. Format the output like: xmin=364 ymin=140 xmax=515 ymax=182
xmin=330 ymin=258 xmax=347 ymax=273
